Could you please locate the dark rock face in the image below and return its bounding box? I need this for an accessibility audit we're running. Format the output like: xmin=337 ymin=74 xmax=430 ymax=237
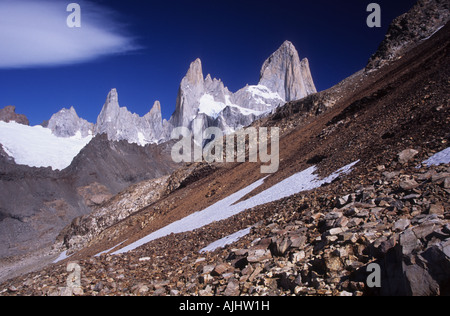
xmin=0 ymin=134 xmax=178 ymax=258
xmin=367 ymin=0 xmax=450 ymax=71
xmin=0 ymin=106 xmax=29 ymax=126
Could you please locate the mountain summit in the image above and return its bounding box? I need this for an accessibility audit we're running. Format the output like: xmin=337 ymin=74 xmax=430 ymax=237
xmin=259 ymin=40 xmax=316 ymax=102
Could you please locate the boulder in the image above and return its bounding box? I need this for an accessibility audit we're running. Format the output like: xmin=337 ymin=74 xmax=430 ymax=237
xmin=398 ymin=149 xmax=419 ymax=164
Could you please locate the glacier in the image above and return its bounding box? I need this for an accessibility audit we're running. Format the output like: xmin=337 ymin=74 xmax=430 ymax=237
xmin=0 ymin=121 xmax=92 ymax=171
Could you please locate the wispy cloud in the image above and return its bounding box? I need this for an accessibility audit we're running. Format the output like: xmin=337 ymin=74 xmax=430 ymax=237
xmin=0 ymin=0 xmax=139 ymax=68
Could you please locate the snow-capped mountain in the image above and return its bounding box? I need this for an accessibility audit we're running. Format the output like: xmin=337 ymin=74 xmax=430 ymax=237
xmin=47 ymin=106 xmax=94 ymax=138
xmin=52 ymin=41 xmax=315 ymax=147
xmin=92 ymin=41 xmax=316 ymax=146
xmin=169 ymin=40 xmax=317 ymax=135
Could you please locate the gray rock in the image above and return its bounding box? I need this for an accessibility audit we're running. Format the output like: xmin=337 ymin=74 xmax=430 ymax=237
xmin=400 ymin=179 xmax=420 ymax=191
xmin=48 ymin=106 xmax=93 ymax=138
xmin=400 ymin=229 xmax=422 ymax=255
xmin=95 ymin=89 xmax=166 ymax=145
xmin=429 ymin=204 xmax=444 ymax=216
xmin=394 ymin=219 xmax=411 ymax=232
xmin=403 ymin=264 xmax=440 ymax=296
xmin=398 ymin=149 xmax=419 ymax=164
xmin=247 ymin=249 xmax=272 ymax=263
xmin=224 ymin=279 xmax=240 ymax=296
xmin=259 ymin=41 xmax=317 ymax=102
xmin=444 ymin=177 xmax=450 ymax=189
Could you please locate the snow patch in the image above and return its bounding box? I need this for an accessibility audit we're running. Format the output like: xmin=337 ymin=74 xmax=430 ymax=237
xmin=198 ymin=94 xmax=227 ymax=119
xmin=423 ymin=147 xmax=450 ymax=167
xmin=95 ymin=240 xmax=127 ymax=257
xmin=247 ymin=85 xmax=284 ymax=104
xmin=0 ymin=121 xmax=92 ymax=170
xmin=200 ymin=227 xmax=252 ymax=253
xmin=53 ymin=251 xmax=71 ymax=263
xmin=137 ymin=132 xmax=147 ymax=147
xmin=112 ymin=160 xmax=359 ymax=255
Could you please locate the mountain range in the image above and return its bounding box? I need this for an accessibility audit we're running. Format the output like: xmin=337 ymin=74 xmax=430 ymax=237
xmin=44 ymin=40 xmax=316 ymax=151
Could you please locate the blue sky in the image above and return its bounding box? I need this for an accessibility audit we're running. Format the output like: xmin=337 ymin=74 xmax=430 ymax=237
xmin=0 ymin=0 xmax=417 ymax=126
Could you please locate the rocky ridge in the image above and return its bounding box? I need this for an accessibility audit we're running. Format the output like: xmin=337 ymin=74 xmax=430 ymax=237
xmin=95 ymin=89 xmax=167 ymax=145
xmin=169 ymin=40 xmax=316 ymax=137
xmin=367 ymin=0 xmax=450 ymax=70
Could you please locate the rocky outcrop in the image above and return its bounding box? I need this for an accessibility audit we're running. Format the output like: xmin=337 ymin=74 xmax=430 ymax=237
xmin=0 ymin=106 xmax=29 ymax=126
xmin=59 ymin=176 xmax=171 ymax=252
xmin=367 ymin=0 xmax=450 ymax=70
xmin=47 ymin=107 xmax=93 ymax=138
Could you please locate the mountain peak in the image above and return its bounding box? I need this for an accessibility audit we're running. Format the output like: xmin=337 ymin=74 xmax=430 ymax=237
xmin=106 ymin=88 xmax=119 ymax=106
xmin=259 ymin=41 xmax=316 ymax=102
xmin=184 ymin=58 xmax=204 ymax=86
xmin=149 ymin=101 xmax=161 ymax=115
xmin=48 ymin=106 xmax=93 ymax=138
xmin=280 ymin=40 xmax=296 ymax=52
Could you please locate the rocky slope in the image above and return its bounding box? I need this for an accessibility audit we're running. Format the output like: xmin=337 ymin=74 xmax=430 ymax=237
xmin=0 ymin=134 xmax=178 ymax=260
xmin=1 ymin=7 xmax=447 ymax=295
xmin=58 ymin=163 xmax=216 ymax=253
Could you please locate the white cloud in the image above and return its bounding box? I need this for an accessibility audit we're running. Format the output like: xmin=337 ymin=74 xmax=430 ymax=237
xmin=0 ymin=0 xmax=139 ymax=68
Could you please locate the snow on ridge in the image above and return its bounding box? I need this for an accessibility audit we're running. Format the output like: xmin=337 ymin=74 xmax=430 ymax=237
xmin=247 ymin=85 xmax=284 ymax=103
xmin=198 ymin=94 xmax=227 ymax=119
xmin=112 ymin=160 xmax=359 ymax=255
xmin=0 ymin=121 xmax=92 ymax=171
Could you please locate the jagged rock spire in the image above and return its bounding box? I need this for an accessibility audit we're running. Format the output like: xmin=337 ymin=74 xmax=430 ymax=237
xmin=259 ymin=40 xmax=317 ymax=102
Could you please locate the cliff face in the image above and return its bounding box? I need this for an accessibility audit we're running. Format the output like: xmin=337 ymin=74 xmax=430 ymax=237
xmin=259 ymin=41 xmax=317 ymax=102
